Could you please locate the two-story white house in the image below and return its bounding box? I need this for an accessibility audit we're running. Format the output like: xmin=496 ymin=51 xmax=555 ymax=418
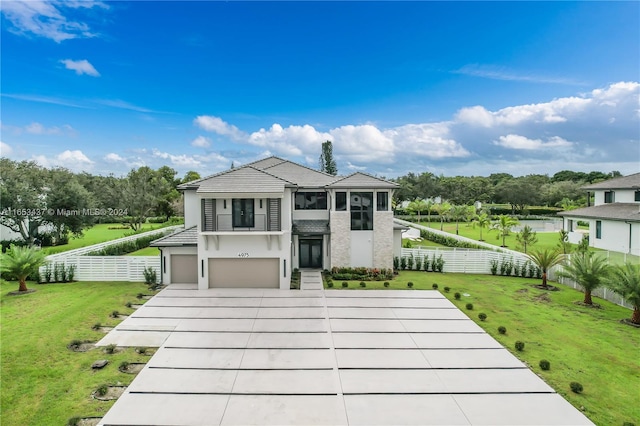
xmin=151 ymin=156 xmax=399 ymax=290
xmin=559 ymin=172 xmax=640 ymax=256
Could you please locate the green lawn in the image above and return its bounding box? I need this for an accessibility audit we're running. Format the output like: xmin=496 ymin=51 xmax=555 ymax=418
xmin=328 ymin=272 xmax=639 ymax=426
xmin=42 ymin=223 xmax=174 ymax=255
xmin=127 ymin=247 xmax=160 ymax=256
xmin=0 ymin=280 xmax=153 ymax=426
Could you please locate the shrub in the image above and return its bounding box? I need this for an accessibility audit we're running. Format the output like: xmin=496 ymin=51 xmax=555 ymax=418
xmin=104 ymin=344 xmax=117 ymax=354
xmin=490 ymin=259 xmax=499 ymax=275
xmin=432 ymin=283 xmax=438 ymax=290
xmin=327 ymin=282 xmax=334 ymax=288
xmin=383 ymin=281 xmax=389 ymax=288
xmin=342 ymin=282 xmax=348 ymax=288
xmin=43 ymin=263 xmax=53 ymax=283
xmin=443 ymin=286 xmax=450 ymax=293
xmin=125 ymin=301 xmax=132 ymax=308
xmin=66 ymin=264 xmax=76 ymax=282
xmin=434 ymin=255 xmax=445 ymax=272
xmin=92 ymin=322 xmax=102 ymax=330
xmin=466 ymin=303 xmax=473 ymax=310
xmin=400 ymin=256 xmax=407 ymax=270
xmin=515 ymin=341 xmax=525 ymax=351
xmin=110 ymin=310 xmax=120 ymax=318
xmin=498 ymin=326 xmax=507 ymax=334
xmin=67 ymin=417 xmax=81 ymax=426
xmin=360 ymin=281 xmax=366 ymax=288
xmin=143 ymin=266 xmax=157 ymax=285
xmin=135 ymin=347 xmax=147 ymax=355
xmin=95 ymin=384 xmax=109 ymax=397
xmin=68 ymin=339 xmax=83 ymax=350
xmin=478 ymin=313 xmax=487 ymax=321
xmin=570 ymin=382 xmax=583 ymax=394
xmin=136 ymin=293 xmax=144 ymax=299
xmin=87 ymin=233 xmax=167 ymax=256
xmin=422 ymin=256 xmax=430 ymax=272
xmin=119 ymin=361 xmax=130 ymax=371
xmin=393 ymin=256 xmax=400 ymax=270
xmin=407 ymin=254 xmax=414 ymax=270
xmin=539 ymin=359 xmax=551 ymax=371
xmin=454 ymin=292 xmax=461 ymax=300
xmin=407 ymin=282 xmax=414 ymax=288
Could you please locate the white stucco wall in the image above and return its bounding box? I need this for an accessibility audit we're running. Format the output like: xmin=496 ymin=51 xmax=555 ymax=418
xmin=183 ymin=190 xmax=200 ymax=229
xmin=590 ymin=219 xmax=635 ymax=254
xmin=351 ymin=231 xmax=373 ymax=267
xmin=159 ymin=246 xmax=197 ymax=284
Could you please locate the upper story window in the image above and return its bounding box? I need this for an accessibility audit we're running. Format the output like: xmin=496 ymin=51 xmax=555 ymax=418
xmin=595 ymin=220 xmax=602 ymax=239
xmin=635 ymin=190 xmax=640 ymax=202
xmin=232 ymin=199 xmax=254 ymax=228
xmin=336 ymin=192 xmax=347 ymax=211
xmin=377 ymin=192 xmax=389 ymax=211
xmin=604 ymin=191 xmax=615 ymax=203
xmin=350 ymin=192 xmax=373 ymax=230
xmin=295 ymin=192 xmax=327 ymax=210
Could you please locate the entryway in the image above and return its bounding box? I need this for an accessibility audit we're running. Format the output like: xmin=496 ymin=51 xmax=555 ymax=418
xmin=299 ymin=238 xmax=323 ymax=269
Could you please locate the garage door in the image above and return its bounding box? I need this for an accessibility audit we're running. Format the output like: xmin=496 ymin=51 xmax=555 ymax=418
xmin=170 ymin=254 xmax=198 ymax=284
xmin=208 ymin=258 xmax=279 ymax=288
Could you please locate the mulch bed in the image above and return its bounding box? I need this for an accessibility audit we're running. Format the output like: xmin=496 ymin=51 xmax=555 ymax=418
xmin=119 ymin=363 xmax=146 ymax=374
xmin=92 ymin=386 xmax=127 ymax=401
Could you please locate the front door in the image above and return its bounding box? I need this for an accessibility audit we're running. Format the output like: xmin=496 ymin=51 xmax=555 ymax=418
xmin=299 ymin=239 xmax=323 ymax=269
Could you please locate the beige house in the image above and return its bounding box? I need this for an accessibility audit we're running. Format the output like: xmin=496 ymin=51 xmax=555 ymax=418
xmin=152 ymin=157 xmax=399 ymax=289
xmin=559 ymin=172 xmax=640 ymax=256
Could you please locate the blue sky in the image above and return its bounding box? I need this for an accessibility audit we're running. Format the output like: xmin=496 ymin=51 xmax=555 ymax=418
xmin=1 ymin=1 xmax=639 ymax=179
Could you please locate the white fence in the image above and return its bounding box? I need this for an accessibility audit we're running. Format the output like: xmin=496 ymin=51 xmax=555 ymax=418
xmin=45 ymin=256 xmax=160 ymax=282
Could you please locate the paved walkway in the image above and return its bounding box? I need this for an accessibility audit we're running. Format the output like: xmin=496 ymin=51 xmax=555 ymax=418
xmin=96 ymin=285 xmax=593 ymax=425
xmin=300 ymin=270 xmax=323 ymax=290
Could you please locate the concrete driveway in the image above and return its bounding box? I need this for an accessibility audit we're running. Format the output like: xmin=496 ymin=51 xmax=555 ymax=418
xmin=97 ymin=284 xmax=592 ymax=425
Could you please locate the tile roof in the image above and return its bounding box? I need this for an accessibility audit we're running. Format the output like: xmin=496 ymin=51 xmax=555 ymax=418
xmin=327 ymin=172 xmax=399 ymax=189
xmin=196 ymin=166 xmax=292 ymax=194
xmin=292 ymin=220 xmax=331 ymax=235
xmin=262 ymin=161 xmax=336 ymax=187
xmin=150 ymin=226 xmax=198 ymax=247
xmin=581 ymin=172 xmax=640 ymax=190
xmin=559 ymin=203 xmax=640 ymax=222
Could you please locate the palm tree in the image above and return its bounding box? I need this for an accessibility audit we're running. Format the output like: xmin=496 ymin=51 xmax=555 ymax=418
xmin=472 ymin=212 xmax=491 ymax=241
xmin=0 ymin=245 xmax=48 ymax=292
xmin=528 ymin=248 xmax=565 ymax=289
xmin=557 ymin=252 xmax=610 ymax=305
xmin=515 ymin=225 xmax=538 ymax=254
xmin=407 ymin=199 xmax=428 ymax=223
xmin=450 ymin=205 xmax=471 ymax=235
xmin=490 ymin=215 xmax=519 ymax=247
xmin=425 ymin=199 xmax=435 ymax=228
xmin=606 ymin=262 xmax=640 ymax=324
xmin=434 ymin=201 xmax=452 ymax=231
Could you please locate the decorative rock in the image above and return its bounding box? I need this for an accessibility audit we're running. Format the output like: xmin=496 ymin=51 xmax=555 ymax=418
xmin=91 ymin=359 xmax=109 ymax=369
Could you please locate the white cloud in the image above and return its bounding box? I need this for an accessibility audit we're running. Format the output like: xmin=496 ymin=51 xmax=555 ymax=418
xmin=0 ymin=141 xmax=13 ymax=156
xmin=0 ymin=0 xmax=107 ymax=43
xmin=104 ymin=153 xmax=124 ymax=163
xmin=248 ymin=123 xmax=330 ymax=156
xmin=152 ymin=149 xmax=202 ymax=168
xmin=387 ymin=123 xmax=470 ymax=159
xmin=33 ymin=149 xmax=94 ymax=171
xmin=4 ymin=121 xmax=76 ymax=135
xmin=194 ymin=116 xmax=246 ymax=141
xmin=191 ymin=135 xmax=211 ymax=148
xmin=60 ymin=59 xmax=100 ymax=76
xmin=493 ymin=134 xmax=573 ymax=150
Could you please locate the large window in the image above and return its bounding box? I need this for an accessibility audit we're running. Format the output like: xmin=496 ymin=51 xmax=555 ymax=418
xmin=377 ymin=192 xmax=389 ymax=211
xmin=595 ymin=220 xmax=602 ymax=239
xmin=295 ymin=192 xmax=327 ymax=210
xmin=232 ymin=199 xmax=254 ymax=228
xmin=336 ymin=192 xmax=347 ymax=211
xmin=635 ymin=190 xmax=640 ymax=202
xmin=350 ymin=192 xmax=373 ymax=230
xmin=604 ymin=191 xmax=615 ymax=203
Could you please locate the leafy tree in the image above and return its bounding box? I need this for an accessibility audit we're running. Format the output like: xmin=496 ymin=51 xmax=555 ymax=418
xmin=155 ymin=166 xmax=181 ymax=221
xmin=407 ymin=199 xmax=428 ymax=222
xmin=558 ymin=252 xmax=610 ymax=305
xmin=515 ymin=225 xmax=538 ymax=253
xmin=122 ymin=167 xmax=169 ymax=231
xmin=490 ymin=215 xmax=519 ymax=247
xmin=182 ymin=171 xmax=201 ymax=184
xmin=44 ymin=168 xmax=95 ymax=242
xmin=0 ymin=245 xmax=47 ymax=292
xmin=606 ymin=262 xmax=640 ymax=324
xmin=319 ymin=140 xmax=338 ymax=175
xmin=528 ymin=248 xmax=565 ymax=289
xmin=494 ymin=175 xmax=546 ymax=213
xmin=472 ymin=212 xmax=491 ymax=241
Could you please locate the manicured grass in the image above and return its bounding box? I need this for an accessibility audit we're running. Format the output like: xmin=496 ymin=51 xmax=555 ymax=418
xmin=0 ymin=280 xmax=154 ymax=426
xmin=42 ymin=223 xmax=174 ymax=255
xmin=328 ymin=272 xmax=640 ymax=426
xmin=127 ymin=247 xmax=160 ymax=256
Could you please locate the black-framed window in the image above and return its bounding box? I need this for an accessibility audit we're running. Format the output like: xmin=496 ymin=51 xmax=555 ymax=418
xmin=635 ymin=190 xmax=640 ymax=202
xmin=604 ymin=191 xmax=615 ymax=203
xmin=336 ymin=192 xmax=347 ymax=211
xmin=376 ymin=192 xmax=389 ymax=211
xmin=295 ymin=192 xmax=327 ymax=210
xmin=232 ymin=199 xmax=254 ymax=228
xmin=595 ymin=220 xmax=602 ymax=239
xmin=350 ymin=192 xmax=373 ymax=230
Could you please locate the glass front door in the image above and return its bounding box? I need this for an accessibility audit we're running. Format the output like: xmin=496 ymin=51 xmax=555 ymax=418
xmin=299 ymin=239 xmax=323 ymax=269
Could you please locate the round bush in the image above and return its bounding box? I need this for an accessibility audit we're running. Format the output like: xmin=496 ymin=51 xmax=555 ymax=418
xmin=110 ymin=310 xmax=120 ymax=318
xmin=478 ymin=313 xmax=487 ymax=321
xmin=515 ymin=341 xmax=525 ymax=351
xmin=360 ymin=281 xmax=366 ymax=288
xmin=432 ymin=283 xmax=438 ymax=289
xmin=119 ymin=361 xmax=130 ymax=371
xmin=465 ymin=303 xmax=474 ymax=310
xmin=498 ymin=326 xmax=507 ymax=335
xmin=407 ymin=282 xmax=414 ymax=288
xmin=539 ymin=359 xmax=551 ymax=371
xmin=95 ymin=384 xmax=109 ymax=397
xmin=570 ymin=382 xmax=583 ymax=394
xmin=135 ymin=347 xmax=147 ymax=355
xmin=327 ymin=282 xmax=334 ymax=288
xmin=383 ymin=281 xmax=390 ymax=288
xmin=443 ymin=286 xmax=450 ymax=293
xmin=454 ymin=292 xmax=461 ymax=300
xmin=125 ymin=301 xmax=132 ymax=308
xmin=342 ymin=282 xmax=348 ymax=288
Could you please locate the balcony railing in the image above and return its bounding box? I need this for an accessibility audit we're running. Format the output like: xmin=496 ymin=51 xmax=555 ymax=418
xmin=203 ymin=214 xmax=278 ymax=232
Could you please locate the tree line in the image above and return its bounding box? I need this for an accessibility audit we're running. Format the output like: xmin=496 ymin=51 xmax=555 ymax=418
xmin=0 ymin=158 xmax=202 ymax=246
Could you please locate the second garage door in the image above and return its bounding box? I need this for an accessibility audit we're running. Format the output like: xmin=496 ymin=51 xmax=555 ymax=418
xmin=208 ymin=258 xmax=279 ymax=288
xmin=170 ymin=254 xmax=198 ymax=284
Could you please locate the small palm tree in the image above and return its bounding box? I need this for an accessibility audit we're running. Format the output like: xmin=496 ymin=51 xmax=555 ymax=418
xmin=425 ymin=199 xmax=435 ymax=228
xmin=472 ymin=212 xmax=491 ymax=241
xmin=606 ymin=262 xmax=640 ymax=324
xmin=407 ymin=199 xmax=428 ymax=223
xmin=450 ymin=204 xmax=471 ymax=235
xmin=491 ymin=215 xmax=519 ymax=247
xmin=515 ymin=225 xmax=538 ymax=254
xmin=0 ymin=245 xmax=48 ymax=292
xmin=558 ymin=252 xmax=610 ymax=305
xmin=528 ymin=248 xmax=565 ymax=289
xmin=434 ymin=201 xmax=452 ymax=231
xmin=557 ymin=230 xmax=571 ymax=254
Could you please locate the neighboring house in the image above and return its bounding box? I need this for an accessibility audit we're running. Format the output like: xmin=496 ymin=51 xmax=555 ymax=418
xmin=559 ymin=172 xmax=640 ymax=256
xmin=152 ymin=157 xmax=400 ymax=289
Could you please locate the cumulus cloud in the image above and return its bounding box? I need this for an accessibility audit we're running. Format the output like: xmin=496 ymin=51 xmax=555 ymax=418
xmin=33 ymin=149 xmax=94 ymax=171
xmin=0 ymin=141 xmax=13 ymax=156
xmin=191 ymin=135 xmax=211 ymax=148
xmin=248 ymin=123 xmax=331 ymax=156
xmin=0 ymin=0 xmax=107 ymax=43
xmin=152 ymin=149 xmax=203 ymax=168
xmin=194 ymin=116 xmax=246 ymax=141
xmin=104 ymin=153 xmax=124 ymax=162
xmin=493 ymin=134 xmax=573 ymax=150
xmin=60 ymin=59 xmax=100 ymax=76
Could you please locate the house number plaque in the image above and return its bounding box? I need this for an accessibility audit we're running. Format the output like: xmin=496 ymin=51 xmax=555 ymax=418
xmin=238 ymin=252 xmax=250 ymax=258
